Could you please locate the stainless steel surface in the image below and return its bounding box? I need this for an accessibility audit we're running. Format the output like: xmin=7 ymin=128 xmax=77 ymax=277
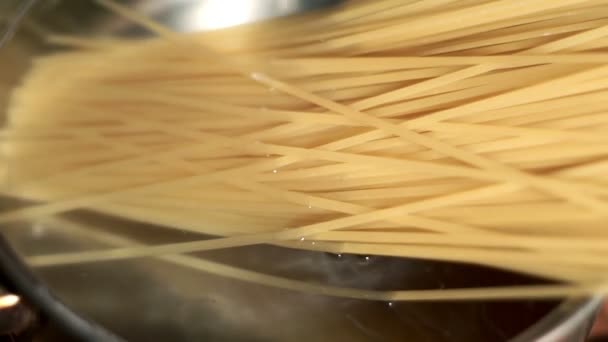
xmin=513 ymin=297 xmax=601 ymax=342
xmin=0 ymin=1 xmax=601 ymax=341
xmin=3 ymin=0 xmax=341 ymax=37
xmin=135 ymin=0 xmax=343 ymax=31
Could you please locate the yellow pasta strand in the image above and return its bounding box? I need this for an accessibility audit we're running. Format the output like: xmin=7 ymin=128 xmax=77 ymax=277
xmin=1 ymin=0 xmax=608 ymax=303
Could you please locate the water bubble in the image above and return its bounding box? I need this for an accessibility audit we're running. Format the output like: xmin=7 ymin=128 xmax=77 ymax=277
xmin=387 ymin=302 xmax=394 ymax=307
xmin=337 ymin=254 xmax=342 ymax=258
xmin=307 ymin=204 xmax=313 ymax=209
xmin=272 ymin=169 xmax=278 ymax=174
xmin=300 ymin=237 xmax=305 ymax=241
xmin=357 ymin=255 xmax=372 ymax=264
xmin=311 ymin=241 xmax=316 ymax=245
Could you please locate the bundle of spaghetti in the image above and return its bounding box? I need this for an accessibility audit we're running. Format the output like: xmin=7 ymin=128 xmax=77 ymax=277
xmin=1 ymin=0 xmax=608 ymax=300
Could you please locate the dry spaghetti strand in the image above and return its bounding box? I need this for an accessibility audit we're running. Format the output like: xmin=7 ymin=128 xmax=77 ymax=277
xmin=1 ymin=0 xmax=608 ymax=301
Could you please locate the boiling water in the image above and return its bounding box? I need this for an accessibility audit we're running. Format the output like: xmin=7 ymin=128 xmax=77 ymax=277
xmin=3 ymin=211 xmax=558 ymax=342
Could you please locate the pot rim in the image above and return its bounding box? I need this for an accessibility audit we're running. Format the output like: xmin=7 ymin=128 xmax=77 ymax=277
xmin=511 ymin=294 xmax=602 ymax=342
xmin=0 ymin=236 xmax=123 ymax=342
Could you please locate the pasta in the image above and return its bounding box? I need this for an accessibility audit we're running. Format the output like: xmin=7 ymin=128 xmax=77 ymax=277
xmin=1 ymin=0 xmax=608 ymax=301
